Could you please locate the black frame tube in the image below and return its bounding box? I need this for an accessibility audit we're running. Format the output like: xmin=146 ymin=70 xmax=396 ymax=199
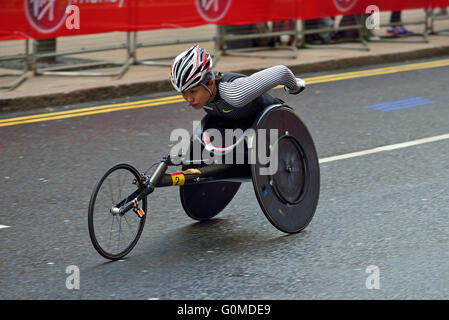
xmin=155 ymin=164 xmax=252 ymax=187
xmin=117 ymin=155 xmax=252 ymax=214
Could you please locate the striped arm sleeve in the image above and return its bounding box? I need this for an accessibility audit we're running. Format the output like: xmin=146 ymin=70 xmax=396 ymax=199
xmin=218 ymin=65 xmax=298 ymax=108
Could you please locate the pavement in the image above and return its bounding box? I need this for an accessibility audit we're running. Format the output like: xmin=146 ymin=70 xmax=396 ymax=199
xmin=0 ymin=9 xmax=448 ymax=113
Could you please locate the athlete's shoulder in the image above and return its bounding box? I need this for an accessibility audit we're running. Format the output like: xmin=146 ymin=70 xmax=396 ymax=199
xmin=213 ymin=71 xmax=224 ymax=78
xmin=216 ymin=71 xmax=247 ymax=84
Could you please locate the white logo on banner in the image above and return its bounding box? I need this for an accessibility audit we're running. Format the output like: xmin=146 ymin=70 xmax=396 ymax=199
xmin=333 ymin=0 xmax=358 ymax=12
xmin=196 ymin=0 xmax=232 ymax=22
xmin=25 ymin=0 xmax=71 ymax=34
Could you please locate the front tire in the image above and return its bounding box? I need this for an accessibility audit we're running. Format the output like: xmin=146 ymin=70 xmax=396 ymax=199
xmin=88 ymin=163 xmax=147 ymax=260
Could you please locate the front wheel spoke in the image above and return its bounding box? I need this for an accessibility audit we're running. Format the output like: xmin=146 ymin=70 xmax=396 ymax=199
xmin=117 ymin=216 xmax=122 ymax=252
xmin=108 ymin=215 xmax=117 ymax=251
xmin=123 ymin=214 xmax=138 ymax=241
xmin=102 ymin=209 xmax=113 ymax=226
xmin=108 ymin=179 xmax=114 ymax=206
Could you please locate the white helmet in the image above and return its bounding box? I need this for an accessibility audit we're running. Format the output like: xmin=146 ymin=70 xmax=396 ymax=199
xmin=170 ymin=45 xmax=213 ymax=93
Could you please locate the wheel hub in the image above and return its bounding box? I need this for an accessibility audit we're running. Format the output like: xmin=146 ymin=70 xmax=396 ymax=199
xmin=270 ymin=135 xmax=307 ymax=205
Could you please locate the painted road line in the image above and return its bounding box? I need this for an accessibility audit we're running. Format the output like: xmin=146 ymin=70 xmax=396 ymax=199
xmin=1 ymin=58 xmax=449 ymax=128
xmin=0 ymin=94 xmax=185 ymax=123
xmin=0 ymin=95 xmax=186 ymax=126
xmin=364 ymin=97 xmax=434 ymax=112
xmin=0 ymin=98 xmax=185 ymax=127
xmin=303 ymin=58 xmax=449 ymax=85
xmin=0 ymin=224 xmax=10 ymax=230
xmin=319 ymin=133 xmax=449 ymax=164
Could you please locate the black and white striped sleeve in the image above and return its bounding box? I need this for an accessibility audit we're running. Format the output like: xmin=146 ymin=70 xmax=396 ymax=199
xmin=218 ymin=65 xmax=298 ymax=108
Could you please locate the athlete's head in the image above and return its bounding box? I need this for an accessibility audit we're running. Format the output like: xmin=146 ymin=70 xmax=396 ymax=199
xmin=170 ymin=44 xmax=214 ymax=93
xmin=170 ymin=45 xmax=216 ymax=109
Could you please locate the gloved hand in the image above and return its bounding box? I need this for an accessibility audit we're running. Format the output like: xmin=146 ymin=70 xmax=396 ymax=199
xmin=284 ymin=78 xmax=306 ymax=95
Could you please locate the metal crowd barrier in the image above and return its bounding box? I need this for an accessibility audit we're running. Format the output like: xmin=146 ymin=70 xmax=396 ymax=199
xmin=367 ymin=9 xmax=430 ymax=43
xmin=428 ymin=7 xmax=449 ymax=36
xmin=300 ymin=15 xmax=370 ymax=51
xmin=216 ymin=21 xmax=299 ymax=59
xmin=1 ymin=8 xmax=447 ymax=92
xmin=31 ymin=32 xmax=133 ymax=78
xmin=0 ymin=37 xmax=31 ymax=90
xmin=132 ymin=25 xmax=217 ymax=67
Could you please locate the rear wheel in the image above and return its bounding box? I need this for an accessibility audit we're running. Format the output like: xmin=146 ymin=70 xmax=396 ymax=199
xmin=251 ymin=105 xmax=320 ymax=233
xmin=88 ymin=163 xmax=147 ymax=260
xmin=179 ymin=118 xmax=243 ymax=221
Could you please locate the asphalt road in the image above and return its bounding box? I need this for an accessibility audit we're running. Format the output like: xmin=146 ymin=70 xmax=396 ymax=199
xmin=0 ymin=57 xmax=448 ymax=300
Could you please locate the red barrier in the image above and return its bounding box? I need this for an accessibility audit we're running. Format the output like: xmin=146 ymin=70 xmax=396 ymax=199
xmin=297 ymin=0 xmax=366 ymax=20
xmin=0 ymin=0 xmax=446 ymax=41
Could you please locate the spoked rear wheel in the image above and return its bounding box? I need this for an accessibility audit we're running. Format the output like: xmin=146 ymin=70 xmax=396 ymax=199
xmin=88 ymin=163 xmax=147 ymax=260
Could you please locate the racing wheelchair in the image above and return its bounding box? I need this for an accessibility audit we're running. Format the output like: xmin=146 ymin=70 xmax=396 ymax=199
xmin=88 ymin=104 xmax=320 ymax=260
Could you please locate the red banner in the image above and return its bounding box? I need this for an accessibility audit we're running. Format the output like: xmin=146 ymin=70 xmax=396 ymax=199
xmin=0 ymin=0 xmax=446 ymax=41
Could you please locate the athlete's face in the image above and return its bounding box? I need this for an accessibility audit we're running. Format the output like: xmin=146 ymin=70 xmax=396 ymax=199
xmin=182 ymin=81 xmax=214 ymax=110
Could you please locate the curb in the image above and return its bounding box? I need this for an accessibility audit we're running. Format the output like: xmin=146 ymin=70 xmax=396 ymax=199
xmin=1 ymin=45 xmax=449 ymax=113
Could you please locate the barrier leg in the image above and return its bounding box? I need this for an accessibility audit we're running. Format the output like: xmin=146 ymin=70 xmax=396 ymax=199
xmin=0 ymin=39 xmax=31 ymax=91
xmin=429 ymin=8 xmax=449 ymax=36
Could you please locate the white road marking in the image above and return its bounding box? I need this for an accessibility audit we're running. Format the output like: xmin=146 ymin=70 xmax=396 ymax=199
xmin=319 ymin=133 xmax=449 ymax=164
xmin=0 ymin=136 xmax=445 ymax=234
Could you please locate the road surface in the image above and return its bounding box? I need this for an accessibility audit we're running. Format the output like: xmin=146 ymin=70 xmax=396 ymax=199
xmin=1 ymin=57 xmax=448 ymax=300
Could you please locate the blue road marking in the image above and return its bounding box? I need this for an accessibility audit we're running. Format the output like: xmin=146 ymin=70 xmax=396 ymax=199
xmin=364 ymin=97 xmax=434 ymax=112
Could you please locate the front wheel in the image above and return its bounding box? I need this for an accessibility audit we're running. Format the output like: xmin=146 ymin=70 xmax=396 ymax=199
xmin=88 ymin=163 xmax=147 ymax=260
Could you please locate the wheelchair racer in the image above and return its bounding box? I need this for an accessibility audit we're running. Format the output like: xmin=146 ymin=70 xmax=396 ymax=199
xmin=170 ymin=44 xmax=305 ymax=120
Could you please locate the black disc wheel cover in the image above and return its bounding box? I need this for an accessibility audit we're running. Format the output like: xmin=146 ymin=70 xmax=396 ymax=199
xmin=251 ymin=105 xmax=320 ymax=233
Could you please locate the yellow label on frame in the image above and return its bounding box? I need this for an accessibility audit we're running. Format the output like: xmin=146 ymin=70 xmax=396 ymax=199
xmin=171 ymin=172 xmax=185 ymax=186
